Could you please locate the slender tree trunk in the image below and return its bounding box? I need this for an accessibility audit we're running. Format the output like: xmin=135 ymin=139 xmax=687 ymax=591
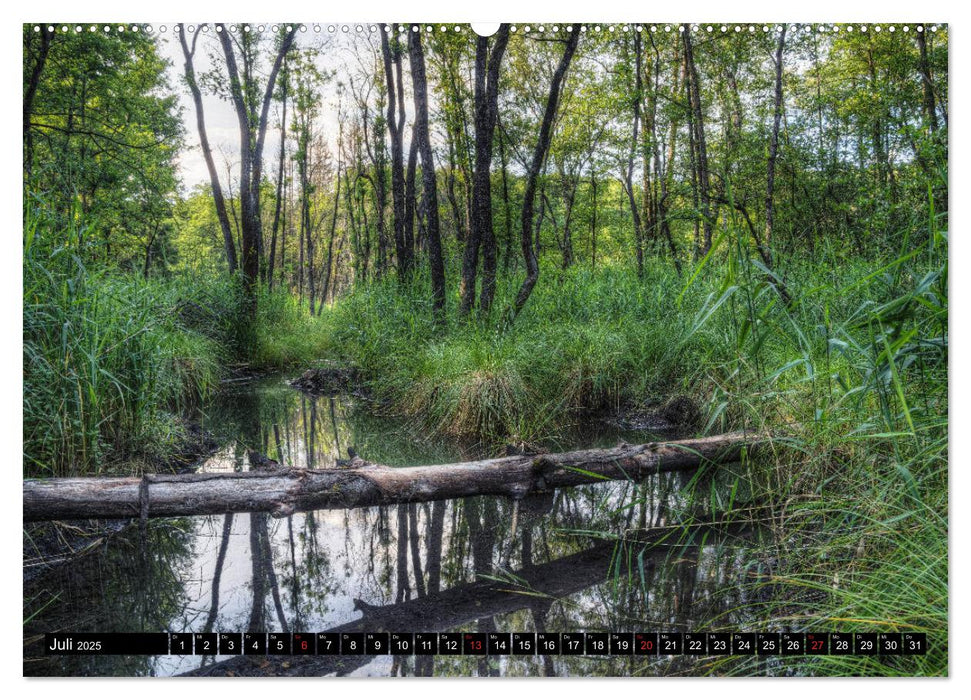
xmin=459 ymin=25 xmax=511 ymax=317
xmin=280 ymin=160 xmax=290 ymax=290
xmin=560 ymin=173 xmax=577 ymax=269
xmin=590 ymin=173 xmax=598 ymax=270
xmin=764 ymin=26 xmax=786 ymax=269
xmin=217 ymin=26 xmax=296 ymax=302
xmin=497 ymin=116 xmax=514 ymax=273
xmin=300 ymin=151 xmax=315 ymax=314
xmin=682 ymin=30 xmax=713 ymax=257
xmin=320 ymin=160 xmax=341 ymax=310
xmin=511 ymin=25 xmax=581 ymax=320
xmin=656 ymin=38 xmax=682 ymax=275
xmin=23 ymin=29 xmax=52 ymax=179
xmin=404 ymin=124 xmax=419 ymax=269
xmin=408 ymin=29 xmax=447 ymax=323
xmin=268 ymin=62 xmax=289 ymax=289
xmin=623 ymin=33 xmax=646 ymax=278
xmin=178 ymin=28 xmax=238 ymax=273
xmin=381 ymin=27 xmax=410 ymax=280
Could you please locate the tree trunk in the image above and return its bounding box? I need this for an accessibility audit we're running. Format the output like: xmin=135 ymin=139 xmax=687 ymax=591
xmin=459 ymin=25 xmax=511 ymax=317
xmin=178 ymin=27 xmax=238 ymax=273
xmin=590 ymin=172 xmax=598 ymax=270
xmin=682 ymin=30 xmax=713 ymax=257
xmin=623 ymin=33 xmax=646 ymax=278
xmin=381 ymin=27 xmax=411 ymax=280
xmin=268 ymin=59 xmax=289 ymax=289
xmin=404 ymin=124 xmax=419 ymax=269
xmin=657 ymin=37 xmax=683 ymax=275
xmin=217 ymin=26 xmax=296 ymax=299
xmin=24 ymin=432 xmax=764 ymax=522
xmin=764 ymin=26 xmax=786 ymax=269
xmin=497 ymin=115 xmax=514 ymax=273
xmin=408 ymin=29 xmax=447 ymax=323
xmin=511 ymin=25 xmax=581 ymax=320
xmin=916 ymin=29 xmax=938 ymax=135
xmin=320 ymin=160 xmax=341 ymax=309
xmin=23 ymin=29 xmax=52 ymax=179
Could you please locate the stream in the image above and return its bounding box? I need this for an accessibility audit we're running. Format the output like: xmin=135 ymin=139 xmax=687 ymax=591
xmin=23 ymin=376 xmax=773 ymax=677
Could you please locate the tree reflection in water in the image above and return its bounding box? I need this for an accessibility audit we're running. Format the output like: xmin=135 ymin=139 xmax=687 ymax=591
xmin=24 ymin=378 xmax=768 ymax=677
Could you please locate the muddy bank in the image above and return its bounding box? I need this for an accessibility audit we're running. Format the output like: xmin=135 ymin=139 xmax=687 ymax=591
xmin=289 ymin=365 xmax=362 ymax=396
xmin=607 ymin=395 xmax=703 ymax=434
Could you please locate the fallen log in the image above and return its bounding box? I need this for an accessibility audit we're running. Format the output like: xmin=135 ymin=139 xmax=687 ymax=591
xmin=23 ymin=431 xmax=763 ymax=522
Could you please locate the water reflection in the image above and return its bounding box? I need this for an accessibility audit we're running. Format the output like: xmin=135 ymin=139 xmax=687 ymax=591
xmin=24 ymin=378 xmax=766 ymax=677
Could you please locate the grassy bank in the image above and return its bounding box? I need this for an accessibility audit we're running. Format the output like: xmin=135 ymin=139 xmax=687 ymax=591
xmin=255 ymin=262 xmax=722 ymax=442
xmin=23 ymin=215 xmax=245 ymax=478
xmin=684 ymin=219 xmax=948 ymax=675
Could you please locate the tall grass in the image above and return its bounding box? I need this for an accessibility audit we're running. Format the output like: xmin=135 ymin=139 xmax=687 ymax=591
xmin=250 ymin=288 xmax=334 ymax=369
xmin=281 ymin=262 xmax=719 ymax=445
xmin=242 ymin=186 xmax=948 ymax=677
xmin=676 ymin=200 xmax=948 ymax=676
xmin=23 ymin=209 xmax=238 ymax=477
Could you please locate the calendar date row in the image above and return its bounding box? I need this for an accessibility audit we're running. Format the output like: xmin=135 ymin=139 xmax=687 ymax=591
xmin=44 ymin=631 xmax=926 ymax=657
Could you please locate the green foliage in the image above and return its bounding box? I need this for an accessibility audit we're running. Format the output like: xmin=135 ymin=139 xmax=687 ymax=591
xmin=676 ymin=197 xmax=947 ymax=676
xmin=22 ymin=207 xmax=239 ymax=477
xmin=250 ymin=287 xmax=334 ymax=368
xmin=259 ymin=262 xmax=713 ymax=444
xmin=24 ymin=26 xmax=183 ymax=273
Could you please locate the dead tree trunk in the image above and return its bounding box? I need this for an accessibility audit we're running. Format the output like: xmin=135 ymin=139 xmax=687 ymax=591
xmin=23 ymin=432 xmax=764 ymax=522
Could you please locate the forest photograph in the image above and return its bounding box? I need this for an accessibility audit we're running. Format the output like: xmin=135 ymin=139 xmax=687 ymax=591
xmin=22 ymin=21 xmax=947 ymax=678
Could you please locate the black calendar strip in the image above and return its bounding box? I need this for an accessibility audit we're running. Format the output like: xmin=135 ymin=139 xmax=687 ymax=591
xmin=43 ymin=632 xmax=926 ymax=657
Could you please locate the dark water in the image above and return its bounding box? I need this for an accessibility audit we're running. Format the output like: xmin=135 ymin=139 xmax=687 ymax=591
xmin=23 ymin=377 xmax=771 ymax=677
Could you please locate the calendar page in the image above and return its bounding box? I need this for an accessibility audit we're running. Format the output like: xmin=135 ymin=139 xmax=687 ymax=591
xmin=22 ymin=15 xmax=948 ymax=680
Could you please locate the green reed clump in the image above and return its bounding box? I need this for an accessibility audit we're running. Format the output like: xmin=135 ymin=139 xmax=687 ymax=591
xmin=677 ymin=200 xmax=948 ymax=676
xmin=23 ymin=211 xmax=230 ymax=477
xmin=294 ymin=261 xmax=717 ymax=444
xmin=249 ymin=287 xmax=337 ymax=369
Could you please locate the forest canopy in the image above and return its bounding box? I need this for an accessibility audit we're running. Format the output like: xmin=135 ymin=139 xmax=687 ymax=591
xmin=23 ymin=23 xmax=947 ymax=311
